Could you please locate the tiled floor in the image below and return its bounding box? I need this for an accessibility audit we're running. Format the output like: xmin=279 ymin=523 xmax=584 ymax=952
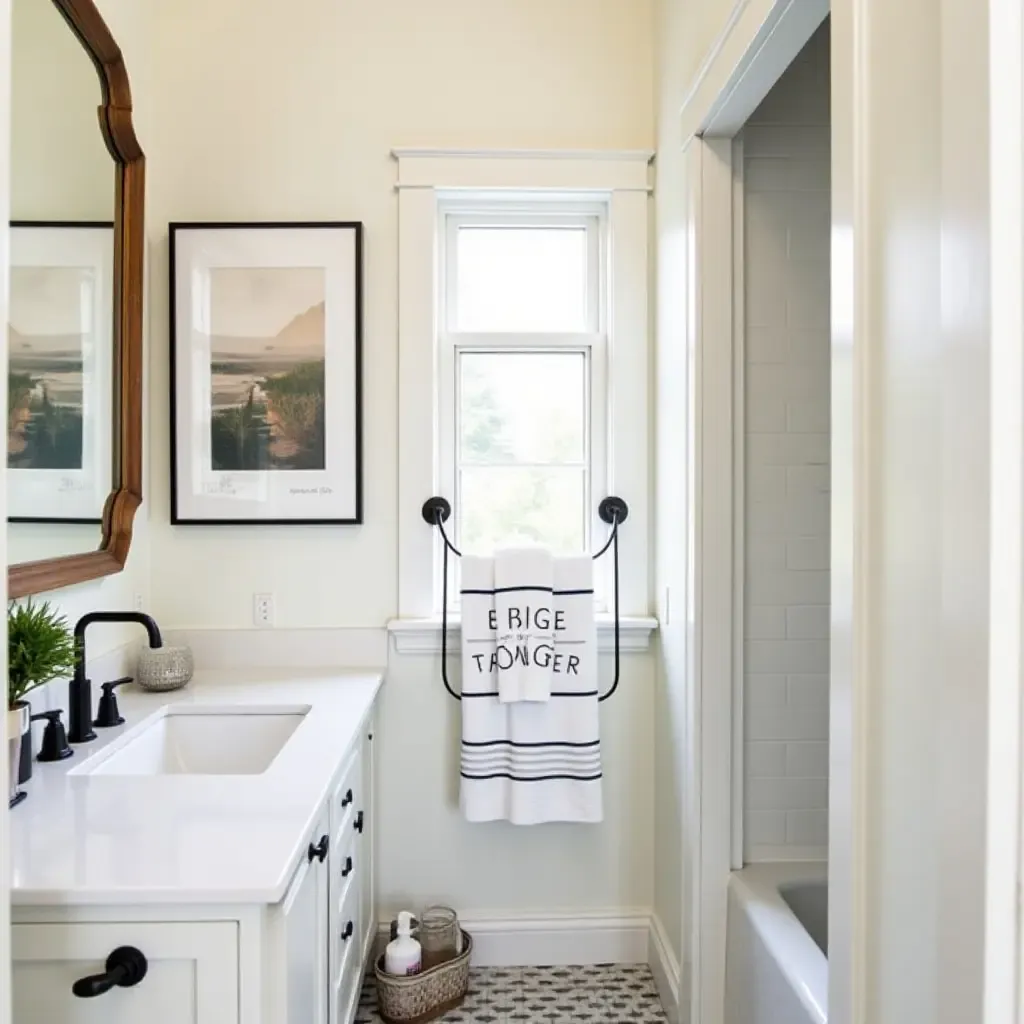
xmin=358 ymin=964 xmax=668 ymax=1023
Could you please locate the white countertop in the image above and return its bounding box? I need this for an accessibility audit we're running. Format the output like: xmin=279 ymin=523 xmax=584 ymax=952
xmin=10 ymin=669 xmax=383 ymax=907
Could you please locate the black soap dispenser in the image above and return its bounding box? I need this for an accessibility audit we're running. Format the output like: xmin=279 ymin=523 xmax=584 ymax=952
xmin=31 ymin=710 xmax=73 ymax=762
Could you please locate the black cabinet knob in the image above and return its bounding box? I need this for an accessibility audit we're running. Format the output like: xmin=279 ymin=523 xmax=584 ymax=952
xmin=354 ymin=811 xmax=364 ymax=834
xmin=341 ymin=921 xmax=354 ymax=941
xmin=341 ymin=856 xmax=353 ymax=878
xmin=307 ymin=835 xmax=329 ymax=863
xmin=72 ymin=946 xmax=148 ymax=998
xmin=340 ymin=788 xmax=353 ymax=808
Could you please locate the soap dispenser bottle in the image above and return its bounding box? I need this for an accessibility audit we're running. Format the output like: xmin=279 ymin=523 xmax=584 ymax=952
xmin=385 ymin=911 xmax=422 ymax=976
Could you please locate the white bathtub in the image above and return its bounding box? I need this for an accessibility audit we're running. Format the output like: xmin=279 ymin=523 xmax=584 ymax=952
xmin=724 ymin=863 xmax=828 ymax=1024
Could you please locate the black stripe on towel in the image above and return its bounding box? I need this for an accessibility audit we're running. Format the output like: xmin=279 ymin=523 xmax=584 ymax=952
xmin=464 ymin=761 xmax=598 ymax=770
xmin=461 ymin=690 xmax=599 ymax=699
xmin=460 ymin=587 xmax=595 ymax=597
xmin=462 ymin=753 xmax=598 ymax=761
xmin=462 ymin=739 xmax=600 ymax=748
xmin=460 ymin=771 xmax=603 ymax=782
xmin=462 ymin=752 xmax=601 ymax=763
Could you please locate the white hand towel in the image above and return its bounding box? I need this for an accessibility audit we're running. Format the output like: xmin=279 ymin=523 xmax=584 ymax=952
xmin=460 ymin=555 xmax=495 ymax=667
xmin=460 ymin=553 xmax=601 ymax=825
xmin=493 ymin=546 xmax=554 ymax=703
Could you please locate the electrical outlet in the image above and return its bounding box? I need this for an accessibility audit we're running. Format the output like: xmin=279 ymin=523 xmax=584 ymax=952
xmin=133 ymin=593 xmax=145 ymax=613
xmin=253 ymin=593 xmax=274 ymax=628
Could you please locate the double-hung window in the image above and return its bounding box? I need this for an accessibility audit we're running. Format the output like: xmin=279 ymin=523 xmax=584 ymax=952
xmin=438 ymin=204 xmax=606 ymax=572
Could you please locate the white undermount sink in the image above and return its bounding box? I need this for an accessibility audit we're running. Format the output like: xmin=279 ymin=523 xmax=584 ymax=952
xmin=71 ymin=705 xmax=311 ymax=776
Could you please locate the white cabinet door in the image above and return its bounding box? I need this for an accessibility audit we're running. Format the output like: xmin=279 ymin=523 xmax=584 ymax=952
xmin=283 ymin=811 xmax=330 ymax=1024
xmin=12 ymin=921 xmax=237 ymax=1024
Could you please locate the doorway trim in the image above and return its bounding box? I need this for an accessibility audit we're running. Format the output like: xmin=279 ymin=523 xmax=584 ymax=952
xmin=985 ymin=0 xmax=1024 ymax=1019
xmin=675 ymin=3 xmax=829 ymax=1024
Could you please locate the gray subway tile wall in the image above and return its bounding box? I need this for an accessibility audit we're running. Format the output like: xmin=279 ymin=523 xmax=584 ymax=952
xmin=742 ymin=24 xmax=831 ymax=861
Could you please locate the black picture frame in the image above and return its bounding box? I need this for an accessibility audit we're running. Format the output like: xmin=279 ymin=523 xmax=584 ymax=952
xmin=169 ymin=221 xmax=363 ymax=525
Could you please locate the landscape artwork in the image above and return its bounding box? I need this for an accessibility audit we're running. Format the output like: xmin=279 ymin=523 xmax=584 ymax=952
xmin=208 ymin=266 xmax=327 ymax=473
xmin=7 ymin=264 xmax=89 ymax=471
xmin=171 ymin=221 xmax=362 ymax=524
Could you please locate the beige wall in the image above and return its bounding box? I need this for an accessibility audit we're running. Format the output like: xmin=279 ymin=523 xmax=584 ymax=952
xmin=141 ymin=0 xmax=656 ymax=918
xmin=146 ymin=0 xmax=653 ymax=630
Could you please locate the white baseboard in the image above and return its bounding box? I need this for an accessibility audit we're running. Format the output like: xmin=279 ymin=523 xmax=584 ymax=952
xmin=377 ymin=909 xmax=650 ymax=967
xmin=648 ymin=914 xmax=681 ymax=1024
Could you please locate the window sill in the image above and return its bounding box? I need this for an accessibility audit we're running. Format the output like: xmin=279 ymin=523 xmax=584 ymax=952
xmin=387 ymin=614 xmax=659 ymax=656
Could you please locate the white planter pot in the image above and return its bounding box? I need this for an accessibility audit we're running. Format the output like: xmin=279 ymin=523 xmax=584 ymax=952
xmin=7 ymin=706 xmax=24 ymax=741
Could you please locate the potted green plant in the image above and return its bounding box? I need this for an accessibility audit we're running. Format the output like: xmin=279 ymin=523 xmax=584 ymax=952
xmin=8 ymin=600 xmax=77 ymax=800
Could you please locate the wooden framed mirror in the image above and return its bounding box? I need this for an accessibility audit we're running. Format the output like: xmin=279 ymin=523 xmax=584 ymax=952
xmin=7 ymin=0 xmax=144 ymax=599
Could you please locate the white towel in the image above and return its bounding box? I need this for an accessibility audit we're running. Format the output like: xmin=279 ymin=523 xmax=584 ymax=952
xmin=459 ymin=554 xmax=602 ymax=825
xmin=493 ymin=545 xmax=554 ymax=703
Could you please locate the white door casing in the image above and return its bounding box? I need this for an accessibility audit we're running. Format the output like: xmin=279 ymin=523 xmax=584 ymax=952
xmin=985 ymin=0 xmax=1024 ymax=1019
xmin=667 ymin=4 xmax=830 ymax=1022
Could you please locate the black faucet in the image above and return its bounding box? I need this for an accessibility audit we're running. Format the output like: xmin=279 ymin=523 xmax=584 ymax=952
xmin=69 ymin=612 xmax=163 ymax=744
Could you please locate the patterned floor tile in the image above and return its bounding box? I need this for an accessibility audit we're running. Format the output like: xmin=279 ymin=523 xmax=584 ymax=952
xmin=360 ymin=964 xmax=668 ymax=1023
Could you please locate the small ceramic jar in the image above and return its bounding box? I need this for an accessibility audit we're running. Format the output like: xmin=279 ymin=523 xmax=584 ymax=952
xmin=137 ymin=645 xmax=194 ymax=692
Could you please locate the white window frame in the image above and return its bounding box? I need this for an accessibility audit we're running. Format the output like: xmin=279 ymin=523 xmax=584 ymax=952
xmin=438 ymin=202 xmax=609 ymax=608
xmin=392 ymin=149 xmax=655 ymax=652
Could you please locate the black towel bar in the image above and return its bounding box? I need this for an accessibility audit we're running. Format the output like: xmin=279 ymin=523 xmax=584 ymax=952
xmin=420 ymin=496 xmax=628 ymax=703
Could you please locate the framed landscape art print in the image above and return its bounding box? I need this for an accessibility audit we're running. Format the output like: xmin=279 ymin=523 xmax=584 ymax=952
xmin=7 ymin=221 xmax=114 ymax=523
xmin=169 ymin=222 xmax=363 ymax=524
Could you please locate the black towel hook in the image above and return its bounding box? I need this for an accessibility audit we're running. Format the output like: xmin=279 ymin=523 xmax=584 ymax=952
xmin=421 ymin=496 xmax=628 ymax=703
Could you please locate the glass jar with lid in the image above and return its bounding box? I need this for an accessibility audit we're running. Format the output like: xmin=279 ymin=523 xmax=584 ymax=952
xmin=418 ymin=905 xmax=460 ymax=969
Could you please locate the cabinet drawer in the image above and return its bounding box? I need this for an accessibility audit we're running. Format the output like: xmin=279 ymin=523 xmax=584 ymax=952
xmin=330 ymin=878 xmax=362 ymax=1024
xmin=331 ymin=813 xmax=359 ymax=906
xmin=331 ymin=749 xmax=361 ymax=841
xmin=12 ymin=921 xmax=238 ymax=1024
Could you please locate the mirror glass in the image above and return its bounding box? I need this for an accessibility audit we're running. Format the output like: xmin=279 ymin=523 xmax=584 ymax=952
xmin=7 ymin=0 xmax=115 ymax=565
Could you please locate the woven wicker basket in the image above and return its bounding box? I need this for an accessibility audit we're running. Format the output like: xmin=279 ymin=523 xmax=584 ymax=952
xmin=374 ymin=930 xmax=472 ymax=1024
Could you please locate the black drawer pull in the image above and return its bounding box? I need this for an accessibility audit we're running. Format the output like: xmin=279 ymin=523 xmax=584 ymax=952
xmin=340 ymin=788 xmax=353 ymax=808
xmin=341 ymin=856 xmax=353 ymax=878
xmin=341 ymin=921 xmax=354 ymax=941
xmin=308 ymin=835 xmax=329 ymax=863
xmin=72 ymin=946 xmax=148 ymax=998
xmin=354 ymin=811 xmax=364 ymax=834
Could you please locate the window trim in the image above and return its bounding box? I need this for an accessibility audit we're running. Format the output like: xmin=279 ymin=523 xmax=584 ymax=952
xmin=394 ymin=149 xmax=652 ymax=631
xmin=438 ymin=203 xmax=609 ymax=605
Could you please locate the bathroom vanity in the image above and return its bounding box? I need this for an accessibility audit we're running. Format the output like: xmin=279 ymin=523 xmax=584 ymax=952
xmin=9 ymin=670 xmax=382 ymax=1024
